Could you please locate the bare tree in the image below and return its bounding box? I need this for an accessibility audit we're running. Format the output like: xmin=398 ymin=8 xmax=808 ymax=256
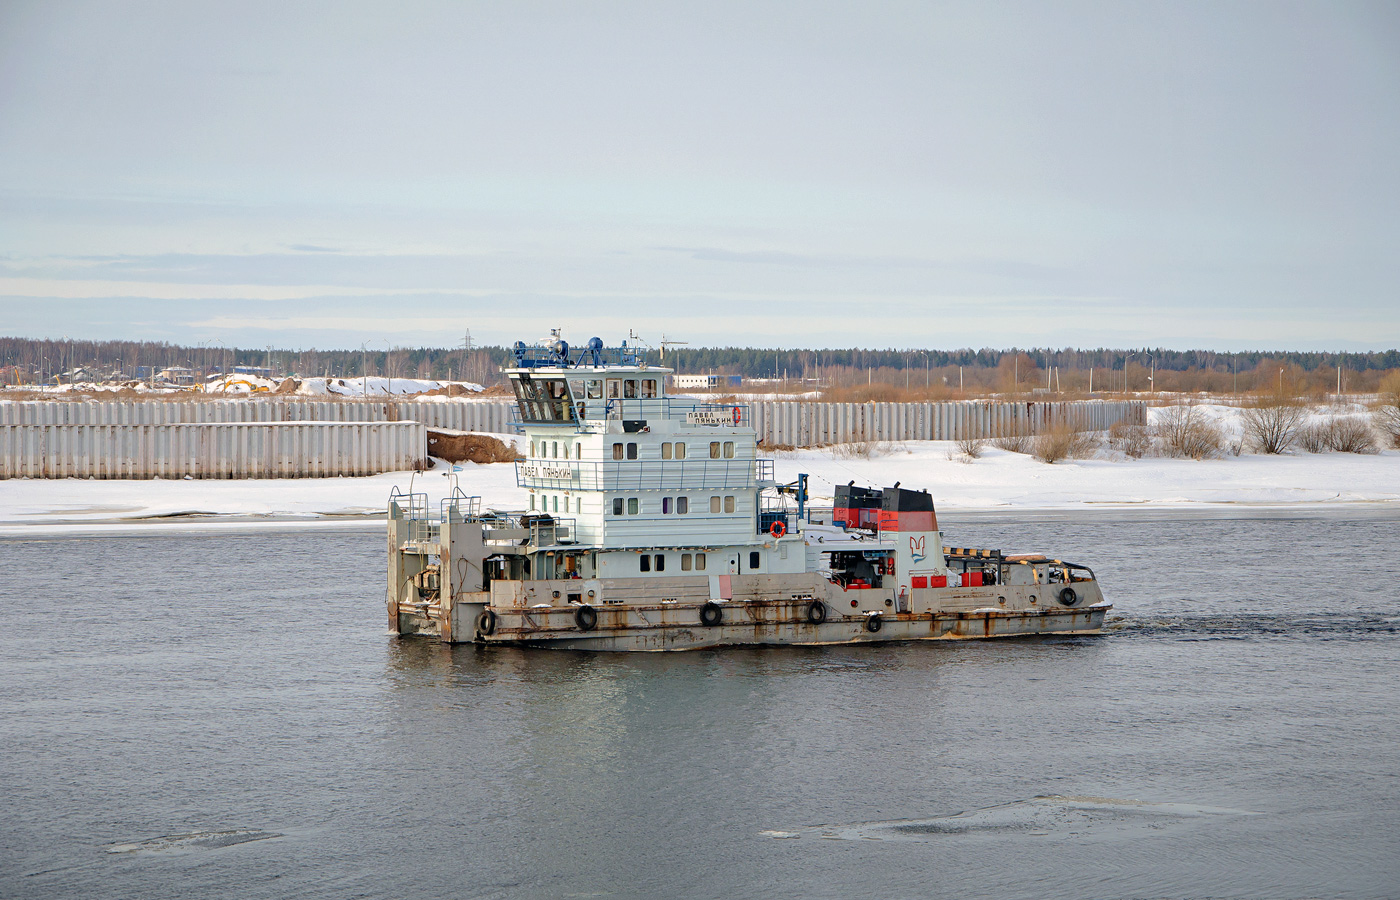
xmin=1374 ymin=371 xmax=1400 ymax=448
xmin=1152 ymin=403 xmax=1225 ymax=460
xmin=1241 ymin=393 xmax=1306 ymax=454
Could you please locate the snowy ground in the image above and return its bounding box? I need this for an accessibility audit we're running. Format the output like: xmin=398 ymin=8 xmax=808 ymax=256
xmin=1 ymin=424 xmax=1395 ymax=534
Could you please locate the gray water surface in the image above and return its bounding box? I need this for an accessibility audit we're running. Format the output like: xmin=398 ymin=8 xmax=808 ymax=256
xmin=2 ymin=512 xmax=1398 ymax=899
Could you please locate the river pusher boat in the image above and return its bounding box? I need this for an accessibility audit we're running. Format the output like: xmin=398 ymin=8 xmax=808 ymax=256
xmin=388 ymin=335 xmax=1110 ymax=650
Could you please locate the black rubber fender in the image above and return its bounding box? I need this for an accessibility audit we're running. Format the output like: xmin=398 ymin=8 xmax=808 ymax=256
xmin=806 ymin=600 xmax=827 ymax=625
xmin=700 ymin=601 xmax=723 ymax=627
xmin=476 ymin=609 xmax=497 ymax=636
xmin=866 ymin=613 xmax=882 ymax=633
xmin=1058 ymin=587 xmax=1078 ymax=607
xmin=574 ymin=604 xmax=598 ymax=631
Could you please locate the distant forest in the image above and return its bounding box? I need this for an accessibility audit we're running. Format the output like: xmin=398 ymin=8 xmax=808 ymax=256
xmin=3 ymin=336 xmax=1398 ymax=395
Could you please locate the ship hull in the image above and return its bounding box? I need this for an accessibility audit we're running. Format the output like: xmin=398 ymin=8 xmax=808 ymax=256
xmin=466 ymin=603 xmax=1109 ymax=651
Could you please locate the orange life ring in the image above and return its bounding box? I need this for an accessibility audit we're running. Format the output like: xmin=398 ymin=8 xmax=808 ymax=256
xmin=770 ymin=520 xmax=786 ymax=538
xmin=732 ymin=405 xmax=741 ymax=425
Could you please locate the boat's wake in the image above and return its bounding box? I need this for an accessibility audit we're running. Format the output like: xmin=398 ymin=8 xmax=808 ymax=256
xmin=1107 ymin=612 xmax=1400 ymax=640
xmin=769 ymin=795 xmax=1257 ymax=843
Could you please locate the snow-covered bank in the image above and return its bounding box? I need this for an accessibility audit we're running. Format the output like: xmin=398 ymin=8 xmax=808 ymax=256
xmin=1 ymin=439 xmax=1395 ymax=534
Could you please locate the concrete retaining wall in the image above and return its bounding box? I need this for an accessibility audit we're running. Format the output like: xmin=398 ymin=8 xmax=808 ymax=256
xmin=0 ymin=420 xmax=426 ymax=479
xmin=0 ymin=398 xmax=1143 ymax=479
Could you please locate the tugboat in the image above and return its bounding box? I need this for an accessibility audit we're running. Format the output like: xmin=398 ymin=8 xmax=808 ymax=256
xmin=388 ymin=335 xmax=1110 ymax=650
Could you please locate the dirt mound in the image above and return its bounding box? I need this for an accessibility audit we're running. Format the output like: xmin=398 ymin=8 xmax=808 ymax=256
xmin=426 ymin=430 xmax=523 ymax=464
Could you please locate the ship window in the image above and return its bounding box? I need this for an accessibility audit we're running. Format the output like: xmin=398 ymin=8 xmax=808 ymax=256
xmin=661 ymin=442 xmax=672 ymax=460
xmin=552 ymin=441 xmax=558 ymax=458
xmin=626 ymin=443 xmax=638 ymax=460
xmin=568 ymin=379 xmax=584 ymax=398
xmin=552 ymin=495 xmax=559 ymax=513
xmin=724 ymin=496 xmax=735 ymax=513
xmin=709 ymin=442 xmax=720 ymax=458
xmin=628 ymin=498 xmax=639 ymax=515
xmin=662 ymin=497 xmax=672 ymax=514
xmin=576 ymin=497 xmax=582 ymax=514
xmin=710 ymin=496 xmax=721 ymax=513
xmin=654 ymin=553 xmax=664 ymax=572
xmin=529 ymin=441 xmax=536 ymax=457
xmin=695 ymin=553 xmax=706 ymax=571
xmin=530 ymin=494 xmax=536 ymax=510
xmin=681 ymin=553 xmax=692 ymax=571
xmin=624 ymin=379 xmax=638 ymax=398
xmin=607 ymin=380 xmax=620 ymax=399
xmin=612 ymin=443 xmax=624 ymax=460
xmin=642 ymin=379 xmax=656 ymax=398
xmin=723 ymin=441 xmax=734 ymax=459
xmin=749 ymin=551 xmax=761 ymax=569
xmin=640 ymin=555 xmax=651 ymax=572
xmin=674 ymin=442 xmax=686 ymax=459
xmin=563 ymin=443 xmax=570 ymax=460
xmin=587 ymin=380 xmax=602 ymax=399
xmin=677 ymin=496 xmax=689 ymax=514
xmin=612 ymin=498 xmax=623 ymax=516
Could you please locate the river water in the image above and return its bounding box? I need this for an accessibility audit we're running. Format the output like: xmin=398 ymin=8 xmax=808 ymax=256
xmin=2 ymin=510 xmax=1397 ymax=899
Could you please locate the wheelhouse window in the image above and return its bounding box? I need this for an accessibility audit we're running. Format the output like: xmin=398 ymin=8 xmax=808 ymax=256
xmin=641 ymin=379 xmax=657 ymax=398
xmin=587 ymin=380 xmax=602 ymax=399
xmin=512 ymin=376 xmax=575 ymax=424
xmin=624 ymin=379 xmax=638 ymax=399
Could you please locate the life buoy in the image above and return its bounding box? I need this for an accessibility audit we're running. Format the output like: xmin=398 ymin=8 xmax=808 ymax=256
xmin=575 ymin=604 xmax=598 ymax=631
xmin=866 ymin=613 xmax=883 ymax=633
xmin=476 ymin=609 xmax=497 ymax=636
xmin=1058 ymin=587 xmax=1078 ymax=607
xmin=700 ymin=601 xmax=723 ymax=627
xmin=806 ymin=600 xmax=827 ymax=624
xmin=732 ymin=406 xmax=741 ymax=425
xmin=770 ymin=520 xmax=786 ymax=538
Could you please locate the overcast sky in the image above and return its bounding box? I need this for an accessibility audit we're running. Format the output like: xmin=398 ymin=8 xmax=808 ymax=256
xmin=1 ymin=1 xmax=1397 ymax=351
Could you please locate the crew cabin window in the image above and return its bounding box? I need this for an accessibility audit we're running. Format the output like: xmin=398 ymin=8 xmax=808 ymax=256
xmin=710 ymin=496 xmax=721 ymax=513
xmin=641 ymin=379 xmax=657 ymax=398
xmin=628 ymin=498 xmax=639 ymax=515
xmin=662 ymin=442 xmax=672 ymax=460
xmin=640 ymin=555 xmax=650 ymax=573
xmin=749 ymin=551 xmax=761 ymax=570
xmin=695 ymin=553 xmax=706 ymax=570
xmin=709 ymin=442 xmax=720 ymax=459
xmin=612 ymin=498 xmax=623 ymax=515
xmin=723 ymin=442 xmax=735 ymax=459
xmin=676 ymin=497 xmax=689 ymax=514
xmin=626 ymin=443 xmax=638 ymax=460
xmin=587 ymin=380 xmax=602 ymax=399
xmin=681 ymin=553 xmax=693 ymax=571
xmin=675 ymin=443 xmax=686 ymax=459
xmin=654 ymin=553 xmax=665 ymax=572
xmin=724 ymin=496 xmax=735 ymax=513
xmin=613 ymin=443 xmax=624 ymax=460
xmin=662 ymin=498 xmax=671 ymax=514
xmin=624 ymin=380 xmax=638 ymax=398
